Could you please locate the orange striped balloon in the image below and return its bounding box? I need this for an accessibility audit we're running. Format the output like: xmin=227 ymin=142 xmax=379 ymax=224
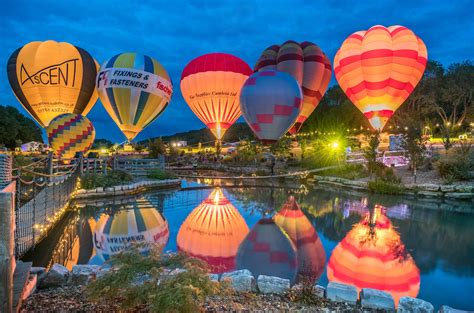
xmin=255 ymin=41 xmax=332 ymax=134
xmin=334 ymin=25 xmax=428 ymax=130
xmin=327 ymin=205 xmax=420 ymax=306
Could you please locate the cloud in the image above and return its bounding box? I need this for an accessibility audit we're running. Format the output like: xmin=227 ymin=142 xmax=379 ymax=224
xmin=1 ymin=0 xmax=472 ymax=142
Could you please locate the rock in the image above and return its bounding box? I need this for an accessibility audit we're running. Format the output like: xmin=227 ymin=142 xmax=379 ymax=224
xmin=38 ymin=264 xmax=70 ymax=288
xmin=397 ymin=296 xmax=434 ymax=312
xmin=454 ymin=185 xmax=473 ymax=193
xmin=444 ymin=192 xmax=474 ymax=199
xmin=417 ymin=191 xmax=443 ymax=197
xmin=76 ymin=189 xmax=86 ymax=194
xmin=439 ymin=305 xmax=470 ymax=313
xmin=30 ymin=266 xmax=46 ymax=275
xmin=220 ymin=269 xmax=256 ymax=292
xmin=208 ymin=274 xmax=219 ymax=282
xmin=360 ymin=288 xmax=395 ymax=311
xmin=96 ymin=187 xmax=103 ymax=193
xmin=326 ymin=282 xmax=358 ymax=305
xmin=257 ymin=275 xmax=290 ymax=294
xmin=440 ymin=185 xmax=455 ymax=192
xmin=168 ymin=268 xmax=187 ymax=276
xmin=314 ymin=284 xmax=325 ymax=298
xmin=72 ymin=265 xmax=101 ymax=285
xmin=419 ymin=184 xmax=440 ymax=191
xmin=105 ymin=187 xmax=114 ymax=193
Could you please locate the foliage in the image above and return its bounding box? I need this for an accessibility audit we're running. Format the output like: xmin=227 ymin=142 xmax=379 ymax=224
xmin=254 ymin=169 xmax=268 ymax=176
xmin=368 ymin=179 xmax=404 ymax=195
xmin=0 ymin=105 xmax=42 ymax=149
xmin=91 ymin=138 xmax=113 ymax=150
xmin=80 ymin=170 xmax=133 ymax=189
xmin=148 ymin=137 xmax=166 ymax=158
xmin=318 ymin=163 xmax=368 ymax=180
xmin=364 ymin=133 xmax=380 ymax=176
xmin=134 ymin=143 xmax=146 ymax=152
xmin=147 ymin=169 xmax=177 ymax=180
xmin=435 ymin=147 xmax=473 ymax=181
xmin=286 ymin=277 xmax=323 ymax=306
xmin=86 ymin=246 xmax=223 ymax=312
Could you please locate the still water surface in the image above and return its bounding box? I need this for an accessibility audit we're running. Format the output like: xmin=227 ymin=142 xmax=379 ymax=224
xmin=26 ymin=183 xmax=474 ymax=310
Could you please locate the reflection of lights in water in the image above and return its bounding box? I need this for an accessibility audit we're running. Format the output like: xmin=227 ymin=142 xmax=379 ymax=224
xmin=327 ymin=205 xmax=420 ymax=307
xmin=177 ymin=188 xmax=249 ymax=273
xmin=93 ymin=198 xmax=169 ymax=261
xmin=274 ymin=196 xmax=326 ymax=283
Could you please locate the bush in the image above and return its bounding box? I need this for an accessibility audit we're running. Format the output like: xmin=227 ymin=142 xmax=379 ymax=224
xmin=254 ymin=169 xmax=268 ymax=176
xmin=368 ymin=179 xmax=404 ymax=195
xmin=147 ymin=169 xmax=177 ymax=180
xmin=318 ymin=163 xmax=368 ymax=179
xmin=436 ymin=157 xmax=472 ymax=181
xmin=81 ymin=170 xmax=133 ymax=189
xmin=86 ymin=246 xmax=224 ymax=312
xmin=374 ymin=163 xmax=401 ymax=183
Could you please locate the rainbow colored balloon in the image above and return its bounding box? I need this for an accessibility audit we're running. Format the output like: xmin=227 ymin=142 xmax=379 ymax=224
xmin=240 ymin=70 xmax=302 ymax=144
xmin=46 ymin=113 xmax=95 ymax=159
xmin=334 ymin=25 xmax=428 ymax=130
xmin=255 ymin=41 xmax=332 ymax=134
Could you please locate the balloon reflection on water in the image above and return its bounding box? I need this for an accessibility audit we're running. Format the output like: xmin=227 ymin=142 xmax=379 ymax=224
xmin=177 ymin=188 xmax=249 ymax=273
xmin=327 ymin=205 xmax=420 ymax=306
xmin=93 ymin=197 xmax=169 ymax=261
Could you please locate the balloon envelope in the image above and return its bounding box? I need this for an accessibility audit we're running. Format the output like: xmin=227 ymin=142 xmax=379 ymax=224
xmin=93 ymin=200 xmax=169 ymax=261
xmin=240 ymin=70 xmax=302 ymax=144
xmin=96 ymin=53 xmax=173 ymax=141
xmin=327 ymin=205 xmax=420 ymax=306
xmin=180 ymin=53 xmax=252 ymax=140
xmin=334 ymin=25 xmax=428 ymax=130
xmin=255 ymin=41 xmax=332 ymax=134
xmin=236 ymin=217 xmax=297 ymax=283
xmin=177 ymin=188 xmax=249 ymax=273
xmin=274 ymin=196 xmax=326 ymax=282
xmin=47 ymin=113 xmax=95 ymax=159
xmin=7 ymin=40 xmax=98 ymax=127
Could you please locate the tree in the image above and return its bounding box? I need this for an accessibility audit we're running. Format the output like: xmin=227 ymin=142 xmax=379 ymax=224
xmin=0 ymin=105 xmax=42 ymax=149
xmin=148 ymin=138 xmax=166 ymax=158
xmin=364 ymin=133 xmax=380 ymax=177
xmin=92 ymin=138 xmax=114 ymax=150
xmin=400 ymin=121 xmax=426 ymax=183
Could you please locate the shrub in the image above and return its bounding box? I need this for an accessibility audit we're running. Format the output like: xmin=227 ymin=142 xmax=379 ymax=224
xmin=254 ymin=169 xmax=268 ymax=176
xmin=86 ymin=246 xmax=223 ymax=312
xmin=374 ymin=163 xmax=401 ymax=183
xmin=368 ymin=179 xmax=403 ymax=195
xmin=436 ymin=157 xmax=472 ymax=181
xmin=81 ymin=170 xmax=133 ymax=189
xmin=318 ymin=163 xmax=368 ymax=179
xmin=147 ymin=169 xmax=177 ymax=180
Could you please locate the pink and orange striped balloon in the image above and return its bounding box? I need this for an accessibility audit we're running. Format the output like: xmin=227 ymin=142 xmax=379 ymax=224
xmin=334 ymin=25 xmax=428 ymax=130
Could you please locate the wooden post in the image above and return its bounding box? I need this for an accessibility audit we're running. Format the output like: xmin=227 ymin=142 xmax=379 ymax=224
xmin=0 ymin=154 xmax=14 ymax=313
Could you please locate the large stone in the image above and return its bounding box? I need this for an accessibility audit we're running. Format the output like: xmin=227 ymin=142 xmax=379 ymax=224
xmin=38 ymin=264 xmax=70 ymax=288
xmin=417 ymin=191 xmax=443 ymax=197
xmin=326 ymin=282 xmax=358 ymax=305
xmin=440 ymin=185 xmax=455 ymax=192
xmin=257 ymin=275 xmax=290 ymax=294
xmin=397 ymin=296 xmax=434 ymax=313
xmin=314 ymin=284 xmax=325 ymax=298
xmin=360 ymin=288 xmax=395 ymax=311
xmin=454 ymin=185 xmax=473 ymax=193
xmin=439 ymin=305 xmax=470 ymax=313
xmin=220 ymin=269 xmax=256 ymax=292
xmin=419 ymin=184 xmax=440 ymax=191
xmin=72 ymin=265 xmax=101 ymax=285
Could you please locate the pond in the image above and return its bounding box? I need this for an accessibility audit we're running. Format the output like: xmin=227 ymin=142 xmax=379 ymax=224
xmin=24 ymin=181 xmax=474 ymax=310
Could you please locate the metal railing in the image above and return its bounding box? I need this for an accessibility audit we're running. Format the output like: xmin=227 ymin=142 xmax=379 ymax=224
xmin=13 ymin=155 xmax=80 ymax=257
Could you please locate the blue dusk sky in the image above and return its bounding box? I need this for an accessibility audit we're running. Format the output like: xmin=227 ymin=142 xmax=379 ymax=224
xmin=1 ymin=0 xmax=473 ymax=142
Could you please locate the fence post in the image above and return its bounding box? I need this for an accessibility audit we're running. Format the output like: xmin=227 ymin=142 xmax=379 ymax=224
xmin=0 ymin=154 xmax=14 ymax=312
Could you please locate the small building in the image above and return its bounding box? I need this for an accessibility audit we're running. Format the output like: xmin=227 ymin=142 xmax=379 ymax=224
xmin=20 ymin=141 xmax=48 ymax=152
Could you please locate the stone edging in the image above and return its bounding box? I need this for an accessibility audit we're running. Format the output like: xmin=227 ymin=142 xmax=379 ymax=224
xmin=33 ymin=265 xmax=464 ymax=312
xmin=73 ymin=179 xmax=181 ymax=199
xmin=307 ymin=176 xmax=474 ymax=200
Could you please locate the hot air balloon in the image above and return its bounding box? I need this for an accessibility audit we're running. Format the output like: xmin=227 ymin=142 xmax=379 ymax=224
xmin=46 ymin=113 xmax=95 ymax=160
xmin=177 ymin=189 xmax=248 ymax=273
xmin=334 ymin=25 xmax=428 ymax=130
xmin=7 ymin=40 xmax=98 ymax=128
xmin=327 ymin=205 xmax=420 ymax=306
xmin=240 ymin=70 xmax=302 ymax=144
xmin=274 ymin=196 xmax=326 ymax=282
xmin=236 ymin=217 xmax=297 ymax=283
xmin=96 ymin=53 xmax=173 ymax=141
xmin=93 ymin=199 xmax=169 ymax=261
xmin=254 ymin=41 xmax=332 ymax=134
xmin=180 ymin=53 xmax=252 ymax=141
